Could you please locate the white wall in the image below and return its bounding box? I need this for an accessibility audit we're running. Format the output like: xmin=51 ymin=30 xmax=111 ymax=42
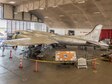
xmin=34 ymin=23 xmax=47 ymax=32
xmin=0 ymin=20 xmax=7 ymax=34
xmin=0 ymin=4 xmax=3 ymax=19
xmin=0 ymin=20 xmax=7 ymax=28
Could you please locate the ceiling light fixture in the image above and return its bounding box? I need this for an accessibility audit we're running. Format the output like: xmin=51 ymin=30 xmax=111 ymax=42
xmin=77 ymin=1 xmax=85 ymax=3
xmin=9 ymin=1 xmax=16 ymax=4
xmin=39 ymin=7 xmax=44 ymax=10
xmin=14 ymin=12 xmax=18 ymax=15
xmin=76 ymin=0 xmax=87 ymax=4
xmin=44 ymin=16 xmax=49 ymax=19
xmin=59 ymin=15 xmax=64 ymax=17
xmin=94 ymin=11 xmax=100 ymax=14
xmin=53 ymin=5 xmax=58 ymax=8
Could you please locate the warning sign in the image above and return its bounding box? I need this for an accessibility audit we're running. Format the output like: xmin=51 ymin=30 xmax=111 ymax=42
xmin=55 ymin=51 xmax=76 ymax=61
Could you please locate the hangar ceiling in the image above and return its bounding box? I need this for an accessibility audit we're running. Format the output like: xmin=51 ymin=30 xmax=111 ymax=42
xmin=0 ymin=0 xmax=112 ymax=28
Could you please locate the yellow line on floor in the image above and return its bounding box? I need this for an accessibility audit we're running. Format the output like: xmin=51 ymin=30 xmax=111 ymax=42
xmin=30 ymin=59 xmax=75 ymax=64
xmin=30 ymin=58 xmax=98 ymax=64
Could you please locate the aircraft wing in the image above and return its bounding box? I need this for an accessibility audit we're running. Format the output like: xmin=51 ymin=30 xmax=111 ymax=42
xmin=3 ymin=37 xmax=58 ymax=46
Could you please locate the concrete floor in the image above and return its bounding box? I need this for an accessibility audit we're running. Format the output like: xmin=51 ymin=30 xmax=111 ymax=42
xmin=0 ymin=46 xmax=112 ymax=84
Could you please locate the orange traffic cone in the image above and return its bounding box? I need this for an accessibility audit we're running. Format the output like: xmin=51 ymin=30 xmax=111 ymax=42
xmin=92 ymin=59 xmax=96 ymax=70
xmin=110 ymin=56 xmax=112 ymax=62
xmin=34 ymin=61 xmax=39 ymax=72
xmin=19 ymin=58 xmax=23 ymax=69
xmin=9 ymin=49 xmax=12 ymax=59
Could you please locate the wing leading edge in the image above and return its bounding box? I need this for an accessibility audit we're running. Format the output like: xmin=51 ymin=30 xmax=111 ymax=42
xmin=4 ymin=37 xmax=58 ymax=46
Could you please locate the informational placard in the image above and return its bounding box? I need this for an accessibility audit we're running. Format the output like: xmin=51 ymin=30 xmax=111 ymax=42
xmin=77 ymin=58 xmax=87 ymax=69
xmin=55 ymin=51 xmax=76 ymax=61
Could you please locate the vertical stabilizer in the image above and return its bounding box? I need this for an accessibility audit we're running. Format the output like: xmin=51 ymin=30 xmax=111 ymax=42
xmin=84 ymin=24 xmax=103 ymax=42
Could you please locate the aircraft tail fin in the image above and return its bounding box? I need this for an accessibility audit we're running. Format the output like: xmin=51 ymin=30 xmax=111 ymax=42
xmin=84 ymin=24 xmax=103 ymax=42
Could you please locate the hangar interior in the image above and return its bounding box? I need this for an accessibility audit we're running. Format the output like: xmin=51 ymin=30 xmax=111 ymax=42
xmin=0 ymin=0 xmax=112 ymax=84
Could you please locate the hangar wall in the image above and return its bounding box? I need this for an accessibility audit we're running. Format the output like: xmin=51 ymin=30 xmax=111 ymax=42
xmin=1 ymin=4 xmax=39 ymax=22
xmin=0 ymin=4 xmax=47 ymax=34
xmin=1 ymin=3 xmax=112 ymax=41
xmin=6 ymin=20 xmax=32 ymax=33
xmin=0 ymin=19 xmax=7 ymax=31
xmin=34 ymin=23 xmax=47 ymax=32
xmin=4 ymin=4 xmax=13 ymax=19
xmin=0 ymin=4 xmax=3 ymax=19
xmin=6 ymin=20 xmax=47 ymax=33
xmin=100 ymin=29 xmax=112 ymax=40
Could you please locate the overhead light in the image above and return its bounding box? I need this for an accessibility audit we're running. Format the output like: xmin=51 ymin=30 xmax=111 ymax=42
xmin=53 ymin=5 xmax=58 ymax=8
xmin=44 ymin=16 xmax=49 ymax=19
xmin=14 ymin=12 xmax=18 ymax=15
xmin=76 ymin=0 xmax=87 ymax=4
xmin=9 ymin=1 xmax=16 ymax=4
xmin=94 ymin=11 xmax=100 ymax=14
xmin=59 ymin=15 xmax=64 ymax=17
xmin=39 ymin=7 xmax=44 ymax=10
xmin=77 ymin=1 xmax=85 ymax=3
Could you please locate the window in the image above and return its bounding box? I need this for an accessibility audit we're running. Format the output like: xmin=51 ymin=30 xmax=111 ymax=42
xmin=23 ymin=22 xmax=27 ymax=30
xmin=41 ymin=23 xmax=47 ymax=32
xmin=0 ymin=17 xmax=46 ymax=34
xmin=0 ymin=4 xmax=3 ymax=19
xmin=16 ymin=21 xmax=20 ymax=31
xmin=12 ymin=20 xmax=16 ymax=33
xmin=50 ymin=30 xmax=55 ymax=34
xmin=27 ymin=22 xmax=31 ymax=30
xmin=7 ymin=20 xmax=12 ymax=33
xmin=31 ymin=22 xmax=35 ymax=30
xmin=0 ymin=20 xmax=7 ymax=28
xmin=68 ymin=30 xmax=75 ymax=36
xmin=20 ymin=21 xmax=24 ymax=30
